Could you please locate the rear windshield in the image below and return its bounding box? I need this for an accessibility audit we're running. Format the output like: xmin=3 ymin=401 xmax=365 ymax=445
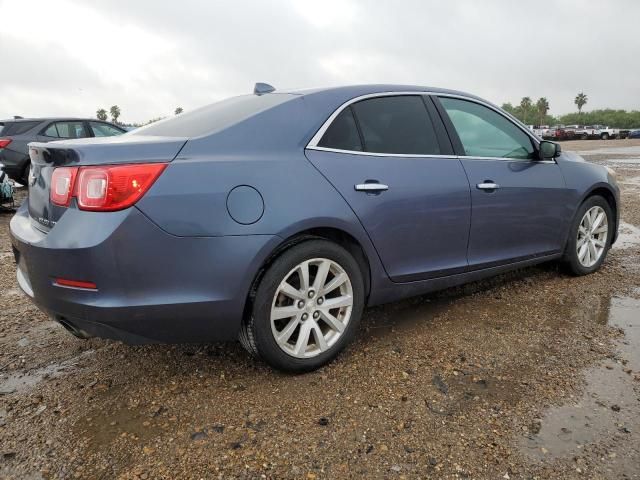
xmin=1 ymin=121 xmax=41 ymax=136
xmin=131 ymin=94 xmax=294 ymax=138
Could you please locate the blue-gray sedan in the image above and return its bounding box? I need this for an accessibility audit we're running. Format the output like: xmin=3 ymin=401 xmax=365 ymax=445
xmin=10 ymin=84 xmax=620 ymax=372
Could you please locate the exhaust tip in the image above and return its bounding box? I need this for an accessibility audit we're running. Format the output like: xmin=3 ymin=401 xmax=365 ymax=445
xmin=55 ymin=316 xmax=94 ymax=339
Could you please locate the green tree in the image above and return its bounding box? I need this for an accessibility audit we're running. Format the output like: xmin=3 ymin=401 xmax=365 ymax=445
xmin=519 ymin=97 xmax=533 ymax=124
xmin=575 ymin=92 xmax=588 ymax=115
xmin=535 ymin=97 xmax=550 ymax=125
xmin=110 ymin=105 xmax=121 ymax=124
xmin=174 ymin=107 xmax=183 ymax=115
xmin=96 ymin=108 xmax=108 ymax=121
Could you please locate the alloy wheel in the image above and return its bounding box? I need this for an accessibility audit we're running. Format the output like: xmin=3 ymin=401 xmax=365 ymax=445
xmin=270 ymin=258 xmax=353 ymax=358
xmin=576 ymin=206 xmax=608 ymax=267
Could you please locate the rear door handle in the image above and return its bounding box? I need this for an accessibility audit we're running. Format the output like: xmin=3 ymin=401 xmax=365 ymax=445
xmin=355 ymin=183 xmax=389 ymax=192
xmin=476 ymin=182 xmax=500 ymax=190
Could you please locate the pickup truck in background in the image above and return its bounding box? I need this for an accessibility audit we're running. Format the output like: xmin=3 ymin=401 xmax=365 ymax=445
xmin=572 ymin=125 xmax=630 ymax=140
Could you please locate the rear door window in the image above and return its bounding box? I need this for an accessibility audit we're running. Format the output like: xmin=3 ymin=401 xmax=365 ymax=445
xmin=439 ymin=97 xmax=535 ymax=160
xmin=43 ymin=121 xmax=89 ymax=139
xmin=317 ymin=107 xmax=363 ymax=151
xmin=350 ymin=96 xmax=441 ymax=155
xmin=89 ymin=122 xmax=125 ymax=137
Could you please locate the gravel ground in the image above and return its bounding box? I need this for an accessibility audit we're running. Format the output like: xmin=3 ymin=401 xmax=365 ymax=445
xmin=1 ymin=139 xmax=640 ymax=479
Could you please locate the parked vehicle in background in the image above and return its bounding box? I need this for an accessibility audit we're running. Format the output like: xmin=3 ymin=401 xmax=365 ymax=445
xmin=10 ymin=84 xmax=620 ymax=372
xmin=527 ymin=125 xmax=548 ymax=138
xmin=574 ymin=125 xmax=626 ymax=140
xmin=0 ymin=118 xmax=126 ymax=184
xmin=629 ymin=129 xmax=640 ymax=139
xmin=542 ymin=126 xmax=574 ymax=141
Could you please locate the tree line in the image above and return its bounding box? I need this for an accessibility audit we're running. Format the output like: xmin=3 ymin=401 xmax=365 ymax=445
xmin=501 ymin=92 xmax=640 ymax=128
xmin=95 ymin=106 xmax=184 ymax=127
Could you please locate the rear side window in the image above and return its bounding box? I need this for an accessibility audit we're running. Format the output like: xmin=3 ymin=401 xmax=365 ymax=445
xmin=89 ymin=122 xmax=125 ymax=137
xmin=43 ymin=121 xmax=88 ymax=139
xmin=318 ymin=108 xmax=363 ymax=151
xmin=351 ymin=96 xmax=441 ymax=155
xmin=1 ymin=121 xmax=40 ymax=135
xmin=439 ymin=97 xmax=534 ymax=159
xmin=131 ymin=94 xmax=294 ymax=137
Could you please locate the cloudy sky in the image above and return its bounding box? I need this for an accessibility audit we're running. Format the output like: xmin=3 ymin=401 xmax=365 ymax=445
xmin=1 ymin=0 xmax=639 ymax=124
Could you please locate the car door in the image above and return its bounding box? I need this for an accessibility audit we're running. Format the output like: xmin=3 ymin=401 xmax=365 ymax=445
xmin=435 ymin=96 xmax=572 ymax=269
xmin=305 ymin=94 xmax=471 ymax=282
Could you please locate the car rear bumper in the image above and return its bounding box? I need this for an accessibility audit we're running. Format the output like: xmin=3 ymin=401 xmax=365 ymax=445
xmin=10 ymin=202 xmax=280 ymax=344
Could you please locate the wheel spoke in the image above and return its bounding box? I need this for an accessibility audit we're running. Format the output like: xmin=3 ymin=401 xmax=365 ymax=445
xmin=276 ymin=317 xmax=299 ymax=344
xmin=591 ymin=212 xmax=605 ymax=231
xmin=593 ymin=238 xmax=606 ymax=248
xmin=293 ymin=321 xmax=313 ymax=356
xmin=279 ymin=281 xmax=304 ymax=300
xmin=297 ymin=262 xmax=310 ymax=292
xmin=588 ymin=240 xmax=597 ymax=264
xmin=319 ymin=310 xmax=345 ymax=333
xmin=271 ymin=305 xmax=299 ymax=320
xmin=593 ymin=225 xmax=608 ymax=235
xmin=312 ymin=259 xmax=331 ymax=292
xmin=578 ymin=225 xmax=588 ymax=236
xmin=321 ymin=295 xmax=352 ymax=310
xmin=312 ymin=323 xmax=329 ymax=352
xmin=577 ymin=236 xmax=587 ymax=248
xmin=320 ymin=272 xmax=347 ymax=296
xmin=578 ymin=243 xmax=589 ymax=263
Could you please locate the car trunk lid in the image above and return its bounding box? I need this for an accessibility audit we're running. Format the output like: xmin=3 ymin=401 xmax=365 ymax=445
xmin=27 ymin=135 xmax=187 ymax=232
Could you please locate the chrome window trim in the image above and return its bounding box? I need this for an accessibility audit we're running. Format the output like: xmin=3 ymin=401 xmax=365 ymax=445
xmin=306 ymin=90 xmax=544 ymax=161
xmin=306 ymin=146 xmax=556 ymax=164
xmin=306 ymin=145 xmax=456 ymax=159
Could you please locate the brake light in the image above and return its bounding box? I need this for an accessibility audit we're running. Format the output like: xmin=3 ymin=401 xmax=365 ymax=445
xmin=0 ymin=138 xmax=12 ymax=148
xmin=76 ymin=163 xmax=167 ymax=211
xmin=50 ymin=167 xmax=78 ymax=206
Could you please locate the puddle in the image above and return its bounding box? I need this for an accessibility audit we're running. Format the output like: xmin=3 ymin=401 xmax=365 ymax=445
xmin=521 ymin=296 xmax=640 ymax=459
xmin=0 ymin=350 xmax=94 ymax=395
xmin=614 ymin=222 xmax=640 ymax=250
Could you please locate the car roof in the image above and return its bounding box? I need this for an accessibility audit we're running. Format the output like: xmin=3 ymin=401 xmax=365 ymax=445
xmin=0 ymin=117 xmax=105 ymax=123
xmin=280 ymin=83 xmax=486 ymax=103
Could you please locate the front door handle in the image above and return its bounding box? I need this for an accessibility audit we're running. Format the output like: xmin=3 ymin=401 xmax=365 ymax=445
xmin=476 ymin=181 xmax=500 ymax=190
xmin=355 ymin=182 xmax=389 ymax=192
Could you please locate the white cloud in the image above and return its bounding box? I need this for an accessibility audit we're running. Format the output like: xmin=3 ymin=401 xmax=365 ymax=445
xmin=1 ymin=0 xmax=639 ymax=123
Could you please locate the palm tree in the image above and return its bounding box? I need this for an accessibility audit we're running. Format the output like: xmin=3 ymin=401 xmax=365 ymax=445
xmin=520 ymin=97 xmax=532 ymax=124
xmin=110 ymin=105 xmax=121 ymax=124
xmin=96 ymin=108 xmax=108 ymax=121
xmin=174 ymin=107 xmax=183 ymax=115
xmin=575 ymin=92 xmax=588 ymax=115
xmin=536 ymin=97 xmax=549 ymax=125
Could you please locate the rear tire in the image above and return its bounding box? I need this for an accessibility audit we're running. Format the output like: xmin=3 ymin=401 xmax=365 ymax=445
xmin=601 ymin=133 xmax=610 ymax=140
xmin=564 ymin=195 xmax=614 ymax=276
xmin=240 ymin=239 xmax=364 ymax=372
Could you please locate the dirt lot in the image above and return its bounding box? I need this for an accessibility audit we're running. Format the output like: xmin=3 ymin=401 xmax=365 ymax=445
xmin=1 ymin=139 xmax=640 ymax=479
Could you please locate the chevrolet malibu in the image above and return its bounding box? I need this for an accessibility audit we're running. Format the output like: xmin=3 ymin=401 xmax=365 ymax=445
xmin=10 ymin=84 xmax=619 ymax=372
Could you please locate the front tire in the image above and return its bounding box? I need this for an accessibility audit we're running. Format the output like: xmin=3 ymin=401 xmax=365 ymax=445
xmin=564 ymin=195 xmax=613 ymax=276
xmin=240 ymin=239 xmax=364 ymax=372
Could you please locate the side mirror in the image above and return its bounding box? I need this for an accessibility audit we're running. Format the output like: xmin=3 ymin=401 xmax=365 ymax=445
xmin=539 ymin=140 xmax=561 ymax=160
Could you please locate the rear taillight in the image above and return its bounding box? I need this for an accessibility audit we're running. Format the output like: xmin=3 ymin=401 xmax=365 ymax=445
xmin=49 ymin=163 xmax=167 ymax=211
xmin=50 ymin=167 xmax=78 ymax=207
xmin=0 ymin=138 xmax=12 ymax=149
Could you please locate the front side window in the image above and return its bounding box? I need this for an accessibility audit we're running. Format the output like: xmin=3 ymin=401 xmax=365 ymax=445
xmin=89 ymin=122 xmax=125 ymax=137
xmin=439 ymin=97 xmax=535 ymax=160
